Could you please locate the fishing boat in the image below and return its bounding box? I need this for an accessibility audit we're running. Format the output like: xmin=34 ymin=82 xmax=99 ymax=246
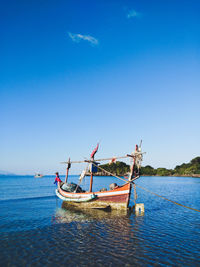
xmin=34 ymin=173 xmax=43 ymax=178
xmin=55 ymin=142 xmax=144 ymax=210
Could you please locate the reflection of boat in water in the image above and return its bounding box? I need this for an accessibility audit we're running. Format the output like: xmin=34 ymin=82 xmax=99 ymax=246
xmin=56 ymin=142 xmax=144 ymax=210
xmin=54 ymin=204 xmax=131 ymax=224
xmin=53 ymin=202 xmax=145 ymax=266
xmin=34 ymin=173 xmax=43 ymax=178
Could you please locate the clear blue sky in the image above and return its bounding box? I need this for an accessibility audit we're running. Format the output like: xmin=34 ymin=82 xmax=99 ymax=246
xmin=0 ymin=0 xmax=200 ymax=174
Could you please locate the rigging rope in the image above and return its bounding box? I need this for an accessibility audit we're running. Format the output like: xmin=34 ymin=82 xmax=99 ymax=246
xmin=92 ymin=162 xmax=129 ymax=183
xmin=91 ymin=161 xmax=140 ymax=183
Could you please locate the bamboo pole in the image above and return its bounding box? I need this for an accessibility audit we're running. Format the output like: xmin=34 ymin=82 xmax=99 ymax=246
xmin=60 ymin=152 xmax=146 ymax=164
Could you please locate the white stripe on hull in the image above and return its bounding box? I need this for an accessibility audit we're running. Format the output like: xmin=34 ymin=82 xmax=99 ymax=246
xmin=96 ymin=189 xmax=130 ymax=197
xmin=56 ymin=189 xmax=96 ymax=202
xmin=58 ymin=189 xmax=130 ymax=199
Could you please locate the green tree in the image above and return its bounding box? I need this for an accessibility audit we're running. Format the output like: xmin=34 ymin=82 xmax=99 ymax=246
xmin=140 ymin=165 xmax=156 ymax=175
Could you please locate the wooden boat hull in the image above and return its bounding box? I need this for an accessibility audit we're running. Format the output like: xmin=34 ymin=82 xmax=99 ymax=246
xmin=56 ymin=183 xmax=132 ymax=210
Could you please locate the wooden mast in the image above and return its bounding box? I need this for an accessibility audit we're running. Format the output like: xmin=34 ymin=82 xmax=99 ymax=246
xmin=65 ymin=158 xmax=71 ymax=184
xmin=128 ymin=144 xmax=138 ymax=181
xmin=89 ymin=156 xmax=94 ymax=192
xmin=89 ymin=143 xmax=99 ymax=192
xmin=89 ymin=171 xmax=93 ymax=192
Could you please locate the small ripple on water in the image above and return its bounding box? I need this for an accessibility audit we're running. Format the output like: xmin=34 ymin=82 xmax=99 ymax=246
xmin=0 ymin=211 xmax=200 ymax=267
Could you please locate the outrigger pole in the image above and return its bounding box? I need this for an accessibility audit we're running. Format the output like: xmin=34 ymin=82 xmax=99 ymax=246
xmin=61 ymin=152 xmax=145 ymax=165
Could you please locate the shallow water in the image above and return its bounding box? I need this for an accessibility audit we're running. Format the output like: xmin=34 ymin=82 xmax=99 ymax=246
xmin=0 ymin=175 xmax=200 ymax=266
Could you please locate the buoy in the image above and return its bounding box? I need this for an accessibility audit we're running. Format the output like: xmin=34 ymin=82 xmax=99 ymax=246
xmin=135 ymin=203 xmax=144 ymax=216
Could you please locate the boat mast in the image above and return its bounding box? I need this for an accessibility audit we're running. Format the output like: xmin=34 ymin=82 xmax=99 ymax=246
xmin=89 ymin=165 xmax=93 ymax=192
xmin=128 ymin=144 xmax=138 ymax=181
xmin=89 ymin=143 xmax=99 ymax=192
xmin=89 ymin=153 xmax=95 ymax=192
xmin=65 ymin=158 xmax=71 ymax=183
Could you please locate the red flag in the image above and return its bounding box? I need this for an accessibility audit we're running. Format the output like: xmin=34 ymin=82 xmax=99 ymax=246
xmin=91 ymin=143 xmax=99 ymax=158
xmin=109 ymin=157 xmax=116 ymax=165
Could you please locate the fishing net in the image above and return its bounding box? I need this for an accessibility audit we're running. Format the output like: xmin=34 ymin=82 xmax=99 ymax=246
xmin=61 ymin=182 xmax=85 ymax=193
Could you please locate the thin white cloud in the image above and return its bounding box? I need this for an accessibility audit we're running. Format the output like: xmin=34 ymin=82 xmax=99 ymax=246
xmin=68 ymin=32 xmax=99 ymax=46
xmin=127 ymin=9 xmax=141 ymax=19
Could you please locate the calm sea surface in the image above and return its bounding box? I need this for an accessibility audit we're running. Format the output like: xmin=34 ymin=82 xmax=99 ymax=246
xmin=0 ymin=175 xmax=200 ymax=266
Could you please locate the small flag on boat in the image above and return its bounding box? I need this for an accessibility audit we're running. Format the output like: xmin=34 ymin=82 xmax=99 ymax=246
xmin=89 ymin=162 xmax=99 ymax=173
xmin=90 ymin=143 xmax=99 ymax=158
xmin=109 ymin=157 xmax=116 ymax=165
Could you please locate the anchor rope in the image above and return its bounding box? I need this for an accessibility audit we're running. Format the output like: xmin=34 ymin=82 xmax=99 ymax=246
xmin=136 ymin=184 xmax=200 ymax=213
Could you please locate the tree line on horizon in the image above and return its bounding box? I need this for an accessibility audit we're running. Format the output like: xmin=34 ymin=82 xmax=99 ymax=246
xmin=98 ymin=157 xmax=200 ymax=177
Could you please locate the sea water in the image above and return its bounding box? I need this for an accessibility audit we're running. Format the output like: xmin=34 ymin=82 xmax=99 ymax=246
xmin=0 ymin=175 xmax=200 ymax=266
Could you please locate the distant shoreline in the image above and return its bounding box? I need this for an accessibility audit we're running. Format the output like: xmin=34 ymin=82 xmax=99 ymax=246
xmin=141 ymin=174 xmax=200 ymax=178
xmin=86 ymin=174 xmax=200 ymax=178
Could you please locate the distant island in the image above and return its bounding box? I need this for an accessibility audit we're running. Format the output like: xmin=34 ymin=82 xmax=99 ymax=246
xmin=95 ymin=157 xmax=200 ymax=177
xmin=0 ymin=170 xmax=16 ymax=176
